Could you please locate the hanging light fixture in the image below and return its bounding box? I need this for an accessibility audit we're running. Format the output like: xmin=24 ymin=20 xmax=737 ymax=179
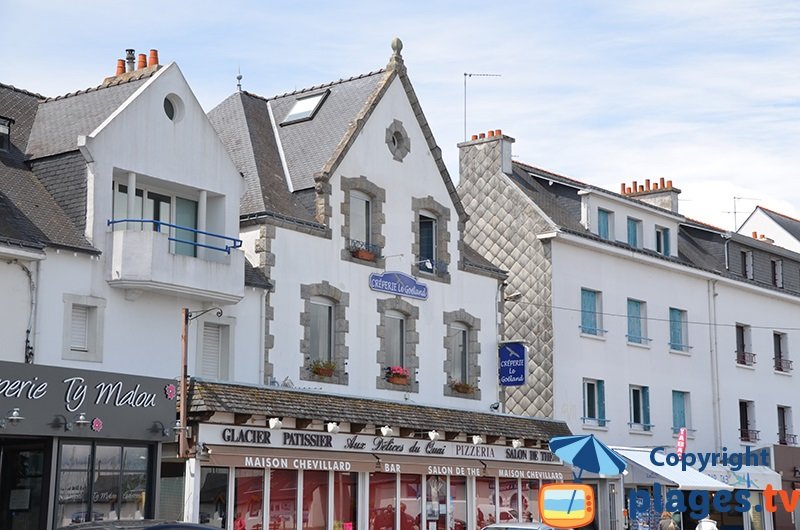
xmin=472 ymin=435 xmax=484 ymax=445
xmin=380 ymin=425 xmax=394 ymax=437
xmin=511 ymin=438 xmax=523 ymax=449
xmin=326 ymin=422 xmax=340 ymax=434
xmin=268 ymin=417 xmax=283 ymax=429
xmin=0 ymin=408 xmax=25 ymax=428
xmin=75 ymin=412 xmax=90 ymax=429
xmin=428 ymin=430 xmax=440 ymax=441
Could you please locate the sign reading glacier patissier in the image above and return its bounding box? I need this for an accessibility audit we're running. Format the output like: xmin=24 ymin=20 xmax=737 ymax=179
xmin=199 ymin=424 xmax=562 ymax=466
xmin=369 ymin=271 xmax=428 ymax=300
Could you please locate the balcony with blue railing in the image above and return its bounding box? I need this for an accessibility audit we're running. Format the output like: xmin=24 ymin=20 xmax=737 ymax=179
xmin=106 ymin=219 xmax=244 ymax=303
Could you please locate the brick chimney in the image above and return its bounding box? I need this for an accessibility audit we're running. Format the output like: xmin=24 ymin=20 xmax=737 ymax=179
xmin=103 ymin=49 xmax=161 ymax=86
xmin=619 ymin=177 xmax=681 ymax=213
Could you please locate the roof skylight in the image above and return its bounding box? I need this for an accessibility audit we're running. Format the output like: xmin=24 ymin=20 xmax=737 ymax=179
xmin=281 ymin=90 xmax=329 ymax=125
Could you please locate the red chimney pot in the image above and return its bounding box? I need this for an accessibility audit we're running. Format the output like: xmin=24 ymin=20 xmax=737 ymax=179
xmin=115 ymin=59 xmax=125 ymax=76
xmin=148 ymin=49 xmax=159 ymax=67
xmin=626 ymin=187 xmax=632 ymax=194
xmin=479 ymin=133 xmax=486 ymax=139
xmin=620 ymin=183 xmax=627 ymax=194
xmin=495 ymin=129 xmax=502 ymax=136
xmin=645 ymin=179 xmax=651 ymax=191
xmin=752 ymin=231 xmax=758 ymax=239
xmin=137 ymin=54 xmax=147 ymax=70
xmin=632 ymin=180 xmax=638 ymax=192
xmin=660 ymin=177 xmax=666 ymax=188
xmin=666 ymin=179 xmax=673 ymax=189
xmin=488 ymin=130 xmax=495 ymax=138
xmin=471 ymin=134 xmax=478 ymax=141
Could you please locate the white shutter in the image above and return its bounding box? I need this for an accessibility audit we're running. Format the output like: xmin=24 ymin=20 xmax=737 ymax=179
xmin=201 ymin=324 xmax=222 ymax=379
xmin=70 ymin=305 xmax=89 ymax=351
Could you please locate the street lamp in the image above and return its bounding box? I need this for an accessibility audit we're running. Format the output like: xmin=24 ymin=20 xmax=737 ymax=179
xmin=179 ymin=307 xmax=222 ymax=458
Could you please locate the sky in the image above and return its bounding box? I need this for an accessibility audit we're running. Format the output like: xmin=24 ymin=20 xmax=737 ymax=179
xmin=3 ymin=1 xmax=799 ymax=231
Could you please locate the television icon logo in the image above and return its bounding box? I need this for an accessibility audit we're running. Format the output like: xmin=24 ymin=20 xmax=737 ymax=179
xmin=539 ymin=483 xmax=595 ymax=529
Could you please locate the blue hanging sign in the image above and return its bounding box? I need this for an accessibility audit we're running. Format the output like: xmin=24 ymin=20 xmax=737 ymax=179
xmin=499 ymin=342 xmax=526 ymax=386
xmin=369 ymin=271 xmax=429 ymax=300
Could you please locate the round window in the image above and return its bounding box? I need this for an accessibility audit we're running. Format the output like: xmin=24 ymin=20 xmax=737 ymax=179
xmin=163 ymin=98 xmax=175 ymax=120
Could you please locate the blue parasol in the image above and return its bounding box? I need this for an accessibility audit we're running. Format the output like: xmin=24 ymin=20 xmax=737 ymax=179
xmin=549 ymin=434 xmax=627 ymax=512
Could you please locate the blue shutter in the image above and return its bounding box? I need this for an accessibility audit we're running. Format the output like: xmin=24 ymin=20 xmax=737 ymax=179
xmin=627 ymin=299 xmax=641 ymax=342
xmin=598 ymin=210 xmax=609 ymax=240
xmin=663 ymin=228 xmax=671 ymax=256
xmin=642 ymin=387 xmax=651 ymax=431
xmin=672 ymin=391 xmax=685 ymax=432
xmin=597 ymin=380 xmax=606 ymax=427
xmin=581 ymin=289 xmax=597 ymax=334
xmin=627 ymin=219 xmax=637 ymax=247
xmin=669 ymin=308 xmax=682 ymax=350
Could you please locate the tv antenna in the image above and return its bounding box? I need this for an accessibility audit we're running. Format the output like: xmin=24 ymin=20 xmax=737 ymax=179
xmin=464 ymin=73 xmax=501 ymax=141
xmin=723 ymin=196 xmax=759 ymax=232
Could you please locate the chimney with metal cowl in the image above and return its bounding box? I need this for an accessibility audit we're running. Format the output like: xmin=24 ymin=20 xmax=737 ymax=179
xmin=104 ymin=49 xmax=162 ymax=86
xmin=619 ymin=177 xmax=681 ymax=213
xmin=125 ymin=49 xmax=135 ymax=72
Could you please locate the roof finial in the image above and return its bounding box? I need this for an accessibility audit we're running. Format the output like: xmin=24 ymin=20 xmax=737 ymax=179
xmin=236 ymin=67 xmax=243 ymax=92
xmin=388 ymin=37 xmax=404 ymax=70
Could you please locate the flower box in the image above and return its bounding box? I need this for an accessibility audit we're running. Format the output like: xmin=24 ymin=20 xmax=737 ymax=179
xmin=387 ymin=374 xmax=409 ymax=385
xmin=353 ymin=248 xmax=376 ymax=261
xmin=310 ymin=360 xmax=336 ymax=377
xmin=451 ymin=381 xmax=476 ymax=394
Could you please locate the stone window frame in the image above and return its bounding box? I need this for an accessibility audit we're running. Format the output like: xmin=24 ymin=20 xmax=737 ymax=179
xmin=300 ymin=281 xmax=349 ymax=385
xmin=340 ymin=176 xmax=386 ymax=268
xmin=385 ymin=119 xmax=411 ymax=162
xmin=411 ymin=196 xmax=451 ymax=283
xmin=376 ymin=297 xmax=419 ymax=393
xmin=443 ymin=310 xmax=482 ymax=400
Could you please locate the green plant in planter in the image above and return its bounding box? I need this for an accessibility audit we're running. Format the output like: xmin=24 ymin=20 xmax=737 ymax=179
xmin=310 ymin=359 xmax=336 ymax=377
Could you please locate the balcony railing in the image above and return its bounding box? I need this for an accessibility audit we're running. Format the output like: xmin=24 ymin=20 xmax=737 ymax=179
xmin=669 ymin=342 xmax=692 ymax=353
xmin=628 ymin=422 xmax=654 ymax=432
xmin=346 ymin=238 xmax=382 ymax=261
xmin=736 ymin=351 xmax=757 ymax=366
xmin=740 ymin=428 xmax=760 ymax=442
xmin=579 ymin=325 xmax=608 ymax=337
xmin=626 ymin=334 xmax=653 ymax=345
xmin=774 ymin=357 xmax=794 ymax=373
xmin=671 ymin=427 xmax=698 ymax=435
xmin=107 ymin=219 xmax=242 ymax=254
xmin=779 ymin=432 xmax=798 ymax=445
xmin=580 ymin=416 xmax=608 ymax=427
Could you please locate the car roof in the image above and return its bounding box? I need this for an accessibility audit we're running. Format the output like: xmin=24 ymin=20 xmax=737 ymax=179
xmin=56 ymin=521 xmax=218 ymax=530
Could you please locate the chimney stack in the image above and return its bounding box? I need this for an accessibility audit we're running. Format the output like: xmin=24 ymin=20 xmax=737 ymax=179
xmin=619 ymin=178 xmax=682 ymax=213
xmin=458 ymin=129 xmax=516 ymax=177
xmin=125 ymin=49 xmax=135 ymax=72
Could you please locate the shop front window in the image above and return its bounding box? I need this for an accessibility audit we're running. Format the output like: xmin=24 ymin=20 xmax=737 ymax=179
xmin=235 ymin=468 xmax=264 ymax=530
xmin=200 ymin=467 xmax=229 ymax=528
xmin=270 ymin=469 xmax=298 ymax=530
xmin=498 ymin=479 xmax=519 ymax=522
xmin=55 ymin=443 xmax=149 ymax=528
xmin=400 ymin=475 xmax=421 ymax=530
xmin=475 ymin=477 xmax=496 ymax=529
xmin=334 ymin=472 xmax=359 ymax=530
xmin=748 ymin=491 xmax=764 ymax=530
xmin=303 ymin=470 xmax=329 ymax=530
xmin=369 ymin=472 xmax=397 ymax=530
xmin=521 ymin=480 xmax=541 ymax=523
xmin=450 ymin=476 xmax=467 ymax=530
xmin=426 ymin=476 xmax=447 ymax=530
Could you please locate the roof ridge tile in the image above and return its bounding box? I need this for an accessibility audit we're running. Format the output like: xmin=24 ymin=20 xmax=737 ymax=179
xmin=0 ymin=82 xmax=46 ymax=99
xmin=241 ymin=68 xmax=386 ymax=103
xmin=41 ymin=67 xmax=159 ymax=103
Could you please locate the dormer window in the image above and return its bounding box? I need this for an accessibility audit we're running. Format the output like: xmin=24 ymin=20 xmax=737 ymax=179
xmin=655 ymin=226 xmax=670 ymax=256
xmin=281 ymin=90 xmax=330 ymax=125
xmin=597 ymin=209 xmax=613 ymax=240
xmin=0 ymin=117 xmax=12 ymax=152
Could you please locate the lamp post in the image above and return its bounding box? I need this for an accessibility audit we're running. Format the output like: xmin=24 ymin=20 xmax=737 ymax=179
xmin=178 ymin=306 xmax=222 ymax=458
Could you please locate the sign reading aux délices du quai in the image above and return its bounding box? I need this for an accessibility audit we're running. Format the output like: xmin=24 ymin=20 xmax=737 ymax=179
xmin=0 ymin=360 xmax=177 ymax=440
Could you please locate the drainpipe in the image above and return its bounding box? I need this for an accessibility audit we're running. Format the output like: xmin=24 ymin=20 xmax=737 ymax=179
xmin=707 ymin=279 xmax=722 ymax=448
xmin=259 ymin=288 xmax=267 ymax=384
xmin=722 ymin=233 xmax=732 ymax=270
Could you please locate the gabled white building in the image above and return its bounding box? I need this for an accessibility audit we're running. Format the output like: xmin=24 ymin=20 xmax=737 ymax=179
xmin=0 ymin=50 xmax=267 ymax=529
xmin=458 ymin=131 xmax=795 ymax=530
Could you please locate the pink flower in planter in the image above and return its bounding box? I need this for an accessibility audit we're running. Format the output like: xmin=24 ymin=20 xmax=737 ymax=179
xmin=164 ymin=384 xmax=177 ymax=400
xmin=91 ymin=417 xmax=103 ymax=432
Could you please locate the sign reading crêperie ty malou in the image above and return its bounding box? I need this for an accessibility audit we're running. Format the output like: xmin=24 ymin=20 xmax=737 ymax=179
xmin=499 ymin=342 xmax=526 ymax=386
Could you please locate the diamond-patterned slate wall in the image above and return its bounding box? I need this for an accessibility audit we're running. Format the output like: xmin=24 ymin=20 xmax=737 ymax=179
xmin=458 ymin=138 xmax=555 ymax=418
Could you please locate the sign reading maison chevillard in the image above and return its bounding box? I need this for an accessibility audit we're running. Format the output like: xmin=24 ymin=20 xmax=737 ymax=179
xmin=204 ymin=424 xmax=561 ymax=466
xmin=369 ymin=271 xmax=428 ymax=300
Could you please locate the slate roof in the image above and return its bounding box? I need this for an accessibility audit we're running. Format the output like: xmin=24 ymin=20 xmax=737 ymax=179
xmin=0 ymin=84 xmax=95 ymax=252
xmin=759 ymin=206 xmax=800 ymax=243
xmin=189 ymin=379 xmax=571 ymax=440
xmin=244 ymin=260 xmax=272 ymax=289
xmin=27 ymin=75 xmax=151 ymax=160
xmin=462 ymin=245 xmax=507 ymax=278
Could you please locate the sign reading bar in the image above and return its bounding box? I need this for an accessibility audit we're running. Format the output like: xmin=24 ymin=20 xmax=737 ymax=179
xmin=499 ymin=342 xmax=526 ymax=386
xmin=202 ymin=424 xmax=561 ymax=466
xmin=369 ymin=271 xmax=428 ymax=300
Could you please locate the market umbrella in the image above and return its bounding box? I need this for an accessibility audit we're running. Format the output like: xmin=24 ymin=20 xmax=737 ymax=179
xmin=549 ymin=434 xmax=627 ymax=512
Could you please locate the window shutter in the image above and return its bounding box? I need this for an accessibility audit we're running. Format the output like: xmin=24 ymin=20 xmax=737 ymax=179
xmin=201 ymin=323 xmax=222 ymax=379
xmin=777 ymin=260 xmax=784 ymax=287
xmin=669 ymin=308 xmax=682 ymax=349
xmin=746 ymin=252 xmax=754 ymax=279
xmin=597 ymin=380 xmax=606 ymax=427
xmin=663 ymin=228 xmax=671 ymax=256
xmin=642 ymin=387 xmax=651 ymax=431
xmin=581 ymin=289 xmax=596 ymax=332
xmin=627 ymin=219 xmax=637 ymax=246
xmin=70 ymin=305 xmax=89 ymax=351
xmin=627 ymin=299 xmax=641 ymax=340
xmin=672 ymin=391 xmax=685 ymax=430
xmin=598 ymin=210 xmax=609 ymax=239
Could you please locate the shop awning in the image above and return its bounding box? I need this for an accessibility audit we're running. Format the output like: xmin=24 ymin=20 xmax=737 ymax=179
xmin=701 ymin=464 xmax=781 ymax=490
xmin=614 ymin=448 xmax=733 ymax=491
